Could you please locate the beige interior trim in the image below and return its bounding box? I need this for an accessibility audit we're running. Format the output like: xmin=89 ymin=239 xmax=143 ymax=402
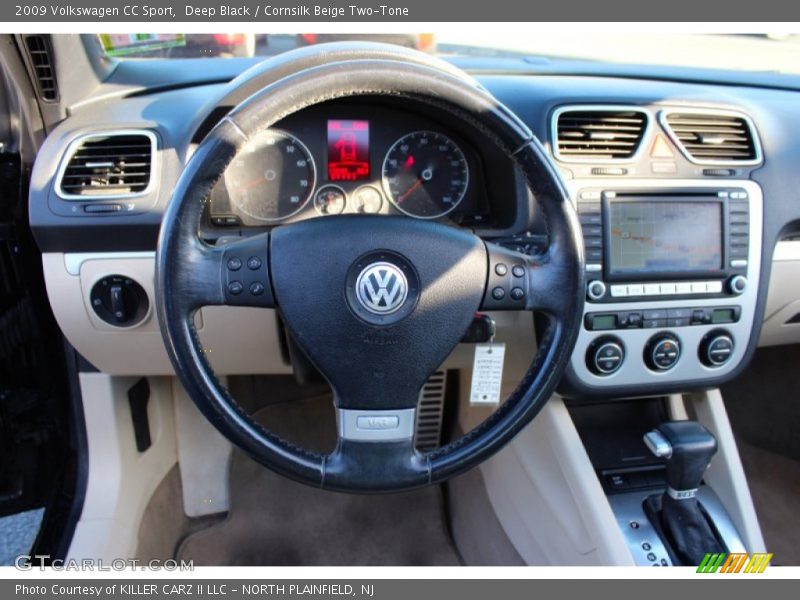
xmin=173 ymin=378 xmax=233 ymax=517
xmin=68 ymin=374 xmax=177 ymax=560
xmin=42 ymin=252 xmax=292 ymax=375
xmin=760 ymin=240 xmax=800 ymax=346
xmin=684 ymin=388 xmax=767 ymax=553
xmin=477 ymin=396 xmax=635 ymax=566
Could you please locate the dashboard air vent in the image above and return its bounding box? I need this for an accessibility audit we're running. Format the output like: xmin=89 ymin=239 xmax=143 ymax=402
xmin=555 ymin=108 xmax=648 ymax=161
xmin=57 ymin=132 xmax=156 ymax=199
xmin=24 ymin=35 xmax=58 ymax=102
xmin=662 ymin=111 xmax=759 ymax=164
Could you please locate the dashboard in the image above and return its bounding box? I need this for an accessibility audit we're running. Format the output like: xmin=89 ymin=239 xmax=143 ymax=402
xmin=201 ymin=102 xmax=505 ymax=232
xmin=26 ymin=55 xmax=800 ymax=399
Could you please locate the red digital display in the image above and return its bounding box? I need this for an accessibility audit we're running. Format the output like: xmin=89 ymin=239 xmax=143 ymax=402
xmin=327 ymin=120 xmax=370 ymax=181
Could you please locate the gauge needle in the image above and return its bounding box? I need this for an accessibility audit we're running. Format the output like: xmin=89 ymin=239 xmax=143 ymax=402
xmin=397 ymin=177 xmax=424 ymax=204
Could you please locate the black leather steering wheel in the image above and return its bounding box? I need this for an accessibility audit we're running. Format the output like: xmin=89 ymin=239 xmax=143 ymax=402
xmin=156 ymin=46 xmax=584 ymax=492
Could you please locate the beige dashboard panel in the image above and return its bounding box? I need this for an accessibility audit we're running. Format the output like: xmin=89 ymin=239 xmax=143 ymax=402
xmin=42 ymin=252 xmax=292 ymax=375
xmin=760 ymin=241 xmax=800 ymax=346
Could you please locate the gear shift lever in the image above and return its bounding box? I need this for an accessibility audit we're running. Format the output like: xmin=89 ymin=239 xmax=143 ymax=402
xmin=643 ymin=421 xmax=725 ymax=565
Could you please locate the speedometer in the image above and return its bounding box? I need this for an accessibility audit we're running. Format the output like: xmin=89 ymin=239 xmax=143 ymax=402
xmin=224 ymin=129 xmax=316 ymax=222
xmin=382 ymin=131 xmax=469 ymax=219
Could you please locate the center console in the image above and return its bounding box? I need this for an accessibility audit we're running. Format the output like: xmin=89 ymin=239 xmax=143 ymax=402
xmin=563 ymin=179 xmax=763 ymax=396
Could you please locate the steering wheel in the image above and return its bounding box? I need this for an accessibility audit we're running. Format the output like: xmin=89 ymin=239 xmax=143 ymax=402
xmin=156 ymin=47 xmax=584 ymax=493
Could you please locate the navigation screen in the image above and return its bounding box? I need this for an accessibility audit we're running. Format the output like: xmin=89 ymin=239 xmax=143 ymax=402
xmin=327 ymin=120 xmax=370 ymax=181
xmin=607 ymin=200 xmax=723 ymax=275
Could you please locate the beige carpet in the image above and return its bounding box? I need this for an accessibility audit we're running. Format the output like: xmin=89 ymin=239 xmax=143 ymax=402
xmin=736 ymin=439 xmax=800 ymax=565
xmin=177 ymin=395 xmax=462 ymax=566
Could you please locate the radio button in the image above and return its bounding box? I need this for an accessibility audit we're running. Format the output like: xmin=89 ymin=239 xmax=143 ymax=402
xmin=730 ymin=259 xmax=748 ymax=268
xmin=707 ymin=280 xmax=724 ymax=293
xmin=579 ymin=191 xmax=602 ymax=201
xmin=580 ymin=214 xmax=602 ymax=226
xmin=582 ymin=225 xmax=602 ymax=237
xmin=675 ymin=282 xmax=692 ymax=295
xmin=659 ymin=283 xmax=677 ymax=295
xmin=628 ymin=284 xmax=644 ymax=296
xmin=586 ymin=249 xmax=603 ymax=262
xmin=585 ymin=238 xmax=603 ymax=249
xmin=610 ymin=285 xmax=629 ymax=298
xmin=690 ymin=282 xmax=707 ymax=294
xmin=729 ymin=246 xmax=748 ymax=258
xmin=644 ymin=284 xmax=661 ymax=296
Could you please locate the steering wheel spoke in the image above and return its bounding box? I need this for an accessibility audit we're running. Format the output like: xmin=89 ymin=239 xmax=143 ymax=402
xmin=481 ymin=242 xmax=576 ymax=320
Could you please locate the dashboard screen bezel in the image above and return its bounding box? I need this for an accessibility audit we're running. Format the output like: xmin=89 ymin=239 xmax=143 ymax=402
xmin=602 ymin=195 xmax=728 ymax=282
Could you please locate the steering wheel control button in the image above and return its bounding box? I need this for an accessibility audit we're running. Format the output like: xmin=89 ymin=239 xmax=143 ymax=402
xmin=247 ymin=256 xmax=262 ymax=270
xmin=512 ymin=265 xmax=525 ymax=278
xmin=89 ymin=275 xmax=149 ymax=328
xmin=226 ymin=257 xmax=242 ymax=271
xmin=492 ymin=287 xmax=506 ymax=301
xmin=700 ymin=330 xmax=735 ymax=367
xmin=228 ymin=281 xmax=243 ymax=296
xmin=495 ymin=263 xmax=508 ymax=276
xmin=587 ymin=337 xmax=625 ymax=376
xmin=510 ymin=287 xmax=525 ymax=301
xmin=645 ymin=334 xmax=681 ymax=371
xmin=345 ymin=252 xmax=420 ymax=326
xmin=587 ymin=280 xmax=606 ymax=301
xmin=249 ymin=282 xmax=265 ymax=296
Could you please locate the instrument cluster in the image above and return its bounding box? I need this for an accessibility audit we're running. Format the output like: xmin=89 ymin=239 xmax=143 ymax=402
xmin=207 ymin=103 xmax=493 ymax=228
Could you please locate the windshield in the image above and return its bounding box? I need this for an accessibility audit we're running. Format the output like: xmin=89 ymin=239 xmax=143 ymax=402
xmin=98 ymin=33 xmax=800 ymax=76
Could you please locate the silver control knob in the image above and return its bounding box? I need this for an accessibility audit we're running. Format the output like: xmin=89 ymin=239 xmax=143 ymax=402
xmin=645 ymin=334 xmax=681 ymax=371
xmin=700 ymin=332 xmax=735 ymax=367
xmin=587 ymin=337 xmax=625 ymax=376
xmin=586 ymin=280 xmax=607 ymax=301
xmin=729 ymin=275 xmax=747 ymax=295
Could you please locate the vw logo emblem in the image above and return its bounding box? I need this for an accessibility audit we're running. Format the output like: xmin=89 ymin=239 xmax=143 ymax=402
xmin=355 ymin=262 xmax=408 ymax=315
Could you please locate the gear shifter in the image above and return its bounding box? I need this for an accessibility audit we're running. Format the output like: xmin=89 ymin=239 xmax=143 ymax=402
xmin=643 ymin=421 xmax=725 ymax=565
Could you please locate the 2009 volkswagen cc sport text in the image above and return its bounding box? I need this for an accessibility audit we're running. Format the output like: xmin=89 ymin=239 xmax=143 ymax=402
xmin=2 ymin=33 xmax=800 ymax=567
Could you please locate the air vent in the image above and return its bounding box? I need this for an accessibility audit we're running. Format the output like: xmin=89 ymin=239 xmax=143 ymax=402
xmin=661 ymin=111 xmax=760 ymax=164
xmin=554 ymin=107 xmax=648 ymax=161
xmin=24 ymin=35 xmax=58 ymax=102
xmin=56 ymin=131 xmax=157 ymax=199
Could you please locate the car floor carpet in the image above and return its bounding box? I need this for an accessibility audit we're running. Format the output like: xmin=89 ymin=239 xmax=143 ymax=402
xmin=735 ymin=438 xmax=800 ymax=566
xmin=177 ymin=393 xmax=462 ymax=566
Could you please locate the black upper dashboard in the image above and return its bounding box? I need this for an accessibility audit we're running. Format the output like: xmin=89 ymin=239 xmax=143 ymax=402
xmin=25 ymin=53 xmax=800 ymax=398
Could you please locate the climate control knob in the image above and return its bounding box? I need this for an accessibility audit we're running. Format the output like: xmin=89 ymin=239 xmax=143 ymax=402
xmin=699 ymin=330 xmax=735 ymax=367
xmin=644 ymin=333 xmax=681 ymax=372
xmin=587 ymin=336 xmax=625 ymax=376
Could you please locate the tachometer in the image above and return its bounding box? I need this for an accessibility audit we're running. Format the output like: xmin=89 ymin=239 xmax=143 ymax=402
xmin=224 ymin=130 xmax=316 ymax=222
xmin=382 ymin=131 xmax=469 ymax=219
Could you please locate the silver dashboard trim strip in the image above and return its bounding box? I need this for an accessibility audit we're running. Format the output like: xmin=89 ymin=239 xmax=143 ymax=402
xmin=570 ymin=178 xmax=763 ymax=390
xmin=337 ymin=408 xmax=416 ymax=442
